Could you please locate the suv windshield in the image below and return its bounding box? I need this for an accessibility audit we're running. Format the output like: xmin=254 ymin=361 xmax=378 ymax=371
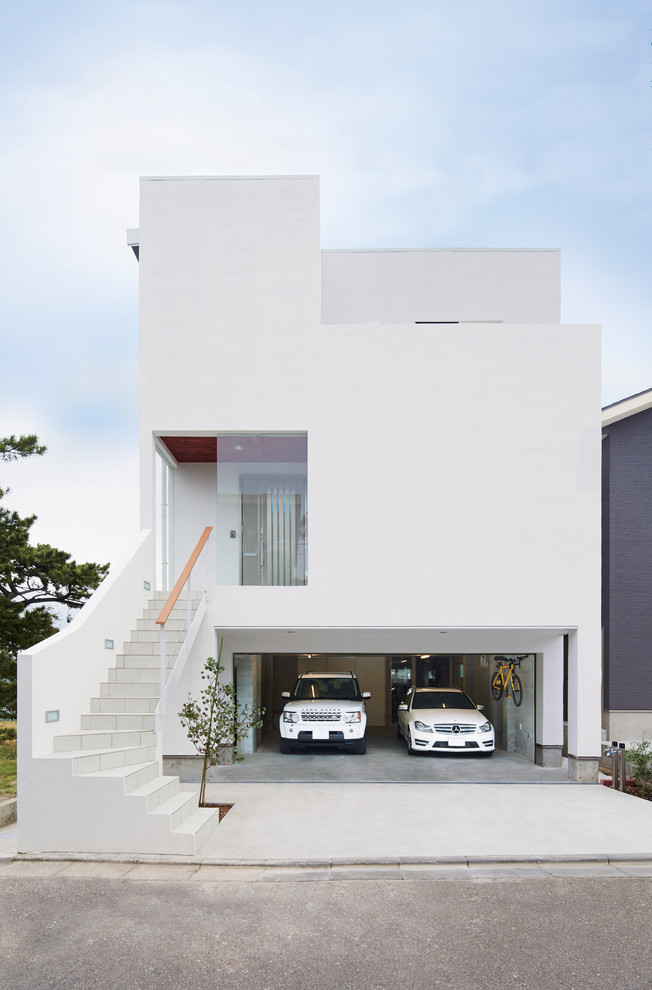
xmin=292 ymin=676 xmax=362 ymax=701
xmin=412 ymin=691 xmax=476 ymax=710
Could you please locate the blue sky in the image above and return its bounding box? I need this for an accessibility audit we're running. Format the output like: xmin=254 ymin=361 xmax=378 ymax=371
xmin=1 ymin=0 xmax=650 ymax=566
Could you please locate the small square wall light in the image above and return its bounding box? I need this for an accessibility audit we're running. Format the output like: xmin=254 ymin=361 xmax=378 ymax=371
xmin=45 ymin=710 xmax=60 ymax=723
xmin=105 ymin=639 xmax=114 ymax=650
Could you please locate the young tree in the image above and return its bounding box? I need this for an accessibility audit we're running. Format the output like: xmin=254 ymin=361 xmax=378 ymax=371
xmin=0 ymin=435 xmax=109 ymax=717
xmin=178 ymin=640 xmax=265 ymax=806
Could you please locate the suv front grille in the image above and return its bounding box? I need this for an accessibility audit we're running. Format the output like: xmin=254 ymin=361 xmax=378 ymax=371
xmin=301 ymin=709 xmax=342 ymax=722
xmin=435 ymin=723 xmax=476 ymax=734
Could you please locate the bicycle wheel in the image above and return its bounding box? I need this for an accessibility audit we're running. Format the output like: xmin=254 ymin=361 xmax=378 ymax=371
xmin=491 ymin=671 xmax=503 ymax=700
xmin=512 ymin=673 xmax=523 ymax=707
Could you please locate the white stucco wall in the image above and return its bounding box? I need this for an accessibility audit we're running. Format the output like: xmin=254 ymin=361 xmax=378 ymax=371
xmin=142 ymin=319 xmax=600 ymax=631
xmin=137 ymin=175 xmax=601 ymax=763
xmin=321 ymin=248 xmax=561 ymax=324
xmin=172 ymin=463 xmax=217 ymax=583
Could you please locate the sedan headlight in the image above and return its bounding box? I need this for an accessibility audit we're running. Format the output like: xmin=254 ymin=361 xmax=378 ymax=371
xmin=344 ymin=711 xmax=362 ymax=723
xmin=283 ymin=711 xmax=299 ymax=723
xmin=414 ymin=720 xmax=433 ymax=733
xmin=478 ymin=721 xmax=492 ymax=733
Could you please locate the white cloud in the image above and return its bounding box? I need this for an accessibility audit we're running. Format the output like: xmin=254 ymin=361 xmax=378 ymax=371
xmin=2 ymin=427 xmax=139 ymax=565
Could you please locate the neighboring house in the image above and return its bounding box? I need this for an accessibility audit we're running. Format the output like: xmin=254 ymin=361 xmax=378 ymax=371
xmin=602 ymin=388 xmax=652 ymax=742
xmin=18 ymin=175 xmax=602 ymax=856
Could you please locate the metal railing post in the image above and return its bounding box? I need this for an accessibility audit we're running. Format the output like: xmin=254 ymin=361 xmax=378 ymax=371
xmin=619 ymin=742 xmax=627 ymax=792
xmin=611 ymin=740 xmax=619 ymax=790
xmin=158 ymin=622 xmax=166 ymax=774
xmin=159 ymin=623 xmax=166 ymax=718
xmin=187 ymin=567 xmax=192 ymax=641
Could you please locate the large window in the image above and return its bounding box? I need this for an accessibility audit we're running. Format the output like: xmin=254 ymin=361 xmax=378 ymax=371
xmin=216 ymin=434 xmax=307 ymax=586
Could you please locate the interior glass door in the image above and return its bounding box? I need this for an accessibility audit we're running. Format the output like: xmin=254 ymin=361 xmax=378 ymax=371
xmin=241 ymin=477 xmax=306 ymax=586
xmin=217 ymin=434 xmax=308 ymax=586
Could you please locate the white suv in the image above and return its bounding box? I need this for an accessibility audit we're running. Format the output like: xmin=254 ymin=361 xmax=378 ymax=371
xmin=279 ymin=671 xmax=370 ymax=754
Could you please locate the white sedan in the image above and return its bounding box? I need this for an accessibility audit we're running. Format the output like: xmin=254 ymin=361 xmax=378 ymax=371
xmin=397 ymin=687 xmax=495 ymax=755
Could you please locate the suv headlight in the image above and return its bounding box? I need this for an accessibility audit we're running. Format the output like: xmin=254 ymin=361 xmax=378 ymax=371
xmin=478 ymin=721 xmax=492 ymax=733
xmin=344 ymin=711 xmax=362 ymax=723
xmin=283 ymin=711 xmax=299 ymax=723
xmin=414 ymin=720 xmax=433 ymax=733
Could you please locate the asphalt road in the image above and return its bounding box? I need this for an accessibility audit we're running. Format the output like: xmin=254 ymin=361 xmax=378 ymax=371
xmin=1 ymin=875 xmax=651 ymax=990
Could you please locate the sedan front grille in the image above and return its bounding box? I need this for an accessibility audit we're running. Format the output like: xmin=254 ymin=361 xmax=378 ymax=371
xmin=301 ymin=709 xmax=342 ymax=722
xmin=434 ymin=723 xmax=476 ymax=734
xmin=433 ymin=740 xmax=479 ymax=749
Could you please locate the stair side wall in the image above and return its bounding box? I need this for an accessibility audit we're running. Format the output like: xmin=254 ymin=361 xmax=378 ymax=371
xmin=17 ymin=758 xmax=200 ymax=855
xmin=17 ymin=529 xmax=156 ymax=853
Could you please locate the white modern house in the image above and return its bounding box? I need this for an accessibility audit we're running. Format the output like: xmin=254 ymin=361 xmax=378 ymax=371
xmin=18 ymin=175 xmax=602 ymax=856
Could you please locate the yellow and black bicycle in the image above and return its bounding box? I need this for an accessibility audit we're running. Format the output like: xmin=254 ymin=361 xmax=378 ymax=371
xmin=491 ymin=656 xmax=525 ymax=707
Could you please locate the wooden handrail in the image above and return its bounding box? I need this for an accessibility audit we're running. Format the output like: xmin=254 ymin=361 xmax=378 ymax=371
xmin=156 ymin=526 xmax=213 ymax=625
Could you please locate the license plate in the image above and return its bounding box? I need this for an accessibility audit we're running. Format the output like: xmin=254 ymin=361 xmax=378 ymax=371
xmin=311 ymin=726 xmax=330 ymax=741
xmin=448 ymin=736 xmax=463 ymax=747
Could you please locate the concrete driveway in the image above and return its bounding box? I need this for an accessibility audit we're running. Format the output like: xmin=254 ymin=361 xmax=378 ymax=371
xmin=194 ymin=728 xmax=570 ymax=784
xmin=198 ymin=780 xmax=652 ymax=863
xmin=7 ymin=731 xmax=651 ymax=868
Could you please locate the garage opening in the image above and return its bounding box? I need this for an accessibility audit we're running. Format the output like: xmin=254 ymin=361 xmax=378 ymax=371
xmin=234 ymin=652 xmax=536 ymax=763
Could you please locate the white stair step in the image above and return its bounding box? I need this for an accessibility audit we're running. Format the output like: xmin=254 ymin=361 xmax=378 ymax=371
xmin=100 ymin=682 xmax=161 ymax=698
xmin=121 ymin=641 xmax=179 ymax=657
xmin=147 ymin=594 xmax=201 ymax=612
xmin=83 ymin=761 xmax=160 ymax=793
xmin=116 ymin=654 xmax=175 ymax=669
xmin=49 ymin=744 xmax=157 ymax=774
xmin=141 ymin=610 xmax=198 ymax=625
xmin=80 ymin=713 xmax=156 ymax=731
xmin=128 ymin=775 xmax=180 ymax=811
xmin=108 ymin=667 xmax=162 ymax=683
xmin=90 ymin=696 xmax=159 ymax=714
xmin=175 ymin=805 xmax=221 ymax=850
xmin=149 ymin=789 xmax=201 ymax=830
xmin=137 ymin=617 xmax=188 ymax=632
xmin=128 ymin=629 xmax=185 ymax=644
xmin=53 ymin=728 xmax=157 ymax=752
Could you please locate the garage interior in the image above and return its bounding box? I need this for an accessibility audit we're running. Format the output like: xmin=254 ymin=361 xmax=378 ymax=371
xmin=221 ymin=652 xmax=568 ymax=783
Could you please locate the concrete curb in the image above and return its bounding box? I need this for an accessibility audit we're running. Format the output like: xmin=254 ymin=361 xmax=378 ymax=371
xmin=0 ymin=799 xmax=16 ymax=828
xmin=3 ymin=855 xmax=652 ymax=883
xmin=8 ymin=851 xmax=652 ymax=868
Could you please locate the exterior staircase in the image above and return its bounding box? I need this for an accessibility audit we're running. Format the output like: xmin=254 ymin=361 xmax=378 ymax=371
xmin=45 ymin=593 xmax=220 ymax=856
